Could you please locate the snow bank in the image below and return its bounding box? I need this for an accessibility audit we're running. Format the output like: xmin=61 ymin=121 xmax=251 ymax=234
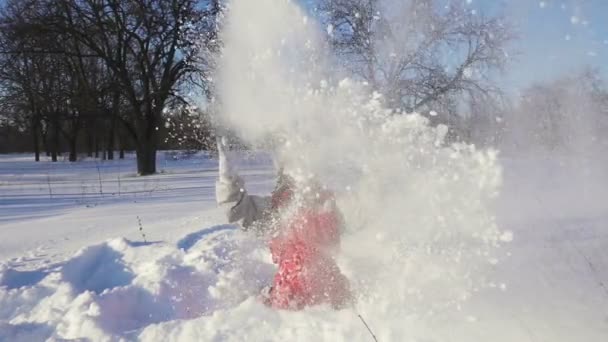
xmin=6 ymin=0 xmax=607 ymax=340
xmin=0 ymin=227 xmax=276 ymax=341
xmin=0 ymin=154 xmax=608 ymax=342
xmin=0 ymin=225 xmax=510 ymax=342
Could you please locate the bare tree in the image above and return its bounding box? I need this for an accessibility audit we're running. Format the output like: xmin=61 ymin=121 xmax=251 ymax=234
xmin=503 ymin=67 xmax=608 ymax=154
xmin=164 ymin=105 xmax=217 ymax=151
xmin=43 ymin=0 xmax=207 ymax=174
xmin=0 ymin=0 xmax=216 ymax=173
xmin=319 ymin=0 xmax=513 ymax=121
xmin=0 ymin=1 xmax=56 ymax=161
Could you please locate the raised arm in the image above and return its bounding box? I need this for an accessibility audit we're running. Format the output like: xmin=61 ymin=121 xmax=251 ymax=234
xmin=215 ymin=137 xmax=270 ymax=230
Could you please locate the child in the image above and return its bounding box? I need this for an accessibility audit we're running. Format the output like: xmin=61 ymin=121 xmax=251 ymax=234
xmin=215 ymin=137 xmax=351 ymax=309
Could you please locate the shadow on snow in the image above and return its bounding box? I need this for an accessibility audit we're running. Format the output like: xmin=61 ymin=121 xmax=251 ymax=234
xmin=177 ymin=224 xmax=237 ymax=252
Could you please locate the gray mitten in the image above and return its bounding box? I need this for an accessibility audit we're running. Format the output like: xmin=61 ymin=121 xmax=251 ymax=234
xmin=217 ymin=136 xmax=235 ymax=181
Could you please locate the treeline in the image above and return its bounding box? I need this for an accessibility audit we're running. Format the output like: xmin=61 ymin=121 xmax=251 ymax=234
xmin=0 ymin=0 xmax=519 ymax=172
xmin=0 ymin=0 xmax=220 ymax=174
xmin=501 ymin=68 xmax=608 ymax=154
xmin=2 ymin=0 xmax=603 ymax=173
xmin=319 ymin=0 xmax=514 ymax=141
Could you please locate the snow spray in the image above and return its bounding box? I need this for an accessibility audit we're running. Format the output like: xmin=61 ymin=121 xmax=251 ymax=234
xmin=218 ymin=0 xmax=509 ymax=335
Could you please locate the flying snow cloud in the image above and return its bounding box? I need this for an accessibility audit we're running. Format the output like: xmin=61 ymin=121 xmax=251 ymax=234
xmin=218 ymin=0 xmax=509 ymax=330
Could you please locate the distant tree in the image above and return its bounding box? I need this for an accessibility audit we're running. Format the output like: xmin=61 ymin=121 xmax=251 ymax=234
xmin=0 ymin=0 xmax=102 ymax=162
xmin=459 ymin=93 xmax=508 ymax=147
xmin=0 ymin=2 xmax=56 ymax=161
xmin=319 ymin=0 xmax=513 ymax=125
xmin=504 ymin=67 xmax=608 ymax=153
xmin=0 ymin=0 xmax=218 ymax=172
xmin=44 ymin=0 xmax=209 ymax=174
xmin=164 ymin=105 xmax=217 ymax=151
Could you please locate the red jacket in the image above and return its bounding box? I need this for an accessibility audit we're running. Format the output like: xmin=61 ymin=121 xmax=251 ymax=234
xmin=266 ymin=188 xmax=351 ymax=310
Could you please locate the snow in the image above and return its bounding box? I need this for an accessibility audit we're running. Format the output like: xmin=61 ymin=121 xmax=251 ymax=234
xmin=571 ymin=16 xmax=580 ymax=25
xmin=0 ymin=152 xmax=607 ymax=341
xmin=1 ymin=0 xmax=607 ymax=339
xmin=218 ymin=3 xmax=507 ymax=337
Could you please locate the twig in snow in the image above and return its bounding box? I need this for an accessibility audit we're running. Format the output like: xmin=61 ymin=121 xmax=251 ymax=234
xmin=137 ymin=216 xmax=147 ymax=243
xmin=358 ymin=313 xmax=379 ymax=342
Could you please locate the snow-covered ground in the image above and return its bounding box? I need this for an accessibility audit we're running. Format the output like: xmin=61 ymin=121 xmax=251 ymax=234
xmin=0 ymin=152 xmax=274 ymax=264
xmin=1 ymin=152 xmax=607 ymax=341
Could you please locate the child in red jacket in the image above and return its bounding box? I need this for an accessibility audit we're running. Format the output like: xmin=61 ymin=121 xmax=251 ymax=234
xmin=215 ymin=138 xmax=351 ymax=309
xmin=265 ymin=178 xmax=351 ymax=309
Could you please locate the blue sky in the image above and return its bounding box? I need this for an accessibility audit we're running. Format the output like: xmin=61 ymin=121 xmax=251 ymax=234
xmin=478 ymin=0 xmax=608 ymax=92
xmin=302 ymin=0 xmax=608 ymax=92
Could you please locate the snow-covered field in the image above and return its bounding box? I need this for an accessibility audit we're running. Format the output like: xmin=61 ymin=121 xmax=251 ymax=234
xmin=1 ymin=152 xmax=607 ymax=341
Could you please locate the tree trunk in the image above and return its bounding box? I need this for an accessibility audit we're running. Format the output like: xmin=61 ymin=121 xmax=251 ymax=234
xmin=107 ymin=122 xmax=115 ymax=160
xmin=43 ymin=129 xmax=50 ymax=157
xmin=117 ymin=130 xmax=126 ymax=159
xmin=87 ymin=126 xmax=94 ymax=157
xmin=68 ymin=137 xmax=77 ymax=162
xmin=107 ymin=145 xmax=114 ymax=160
xmin=33 ymin=134 xmax=40 ymax=162
xmin=136 ymin=142 xmax=157 ymax=175
xmin=133 ymin=110 xmax=159 ymax=175
xmin=51 ymin=121 xmax=60 ymax=162
xmin=107 ymin=90 xmax=119 ymax=160
xmin=32 ymin=121 xmax=40 ymax=162
xmin=95 ymin=138 xmax=99 ymax=159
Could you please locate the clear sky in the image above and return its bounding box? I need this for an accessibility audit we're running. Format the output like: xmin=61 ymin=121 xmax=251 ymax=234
xmin=301 ymin=0 xmax=608 ymax=93
xmin=477 ymin=0 xmax=608 ymax=92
